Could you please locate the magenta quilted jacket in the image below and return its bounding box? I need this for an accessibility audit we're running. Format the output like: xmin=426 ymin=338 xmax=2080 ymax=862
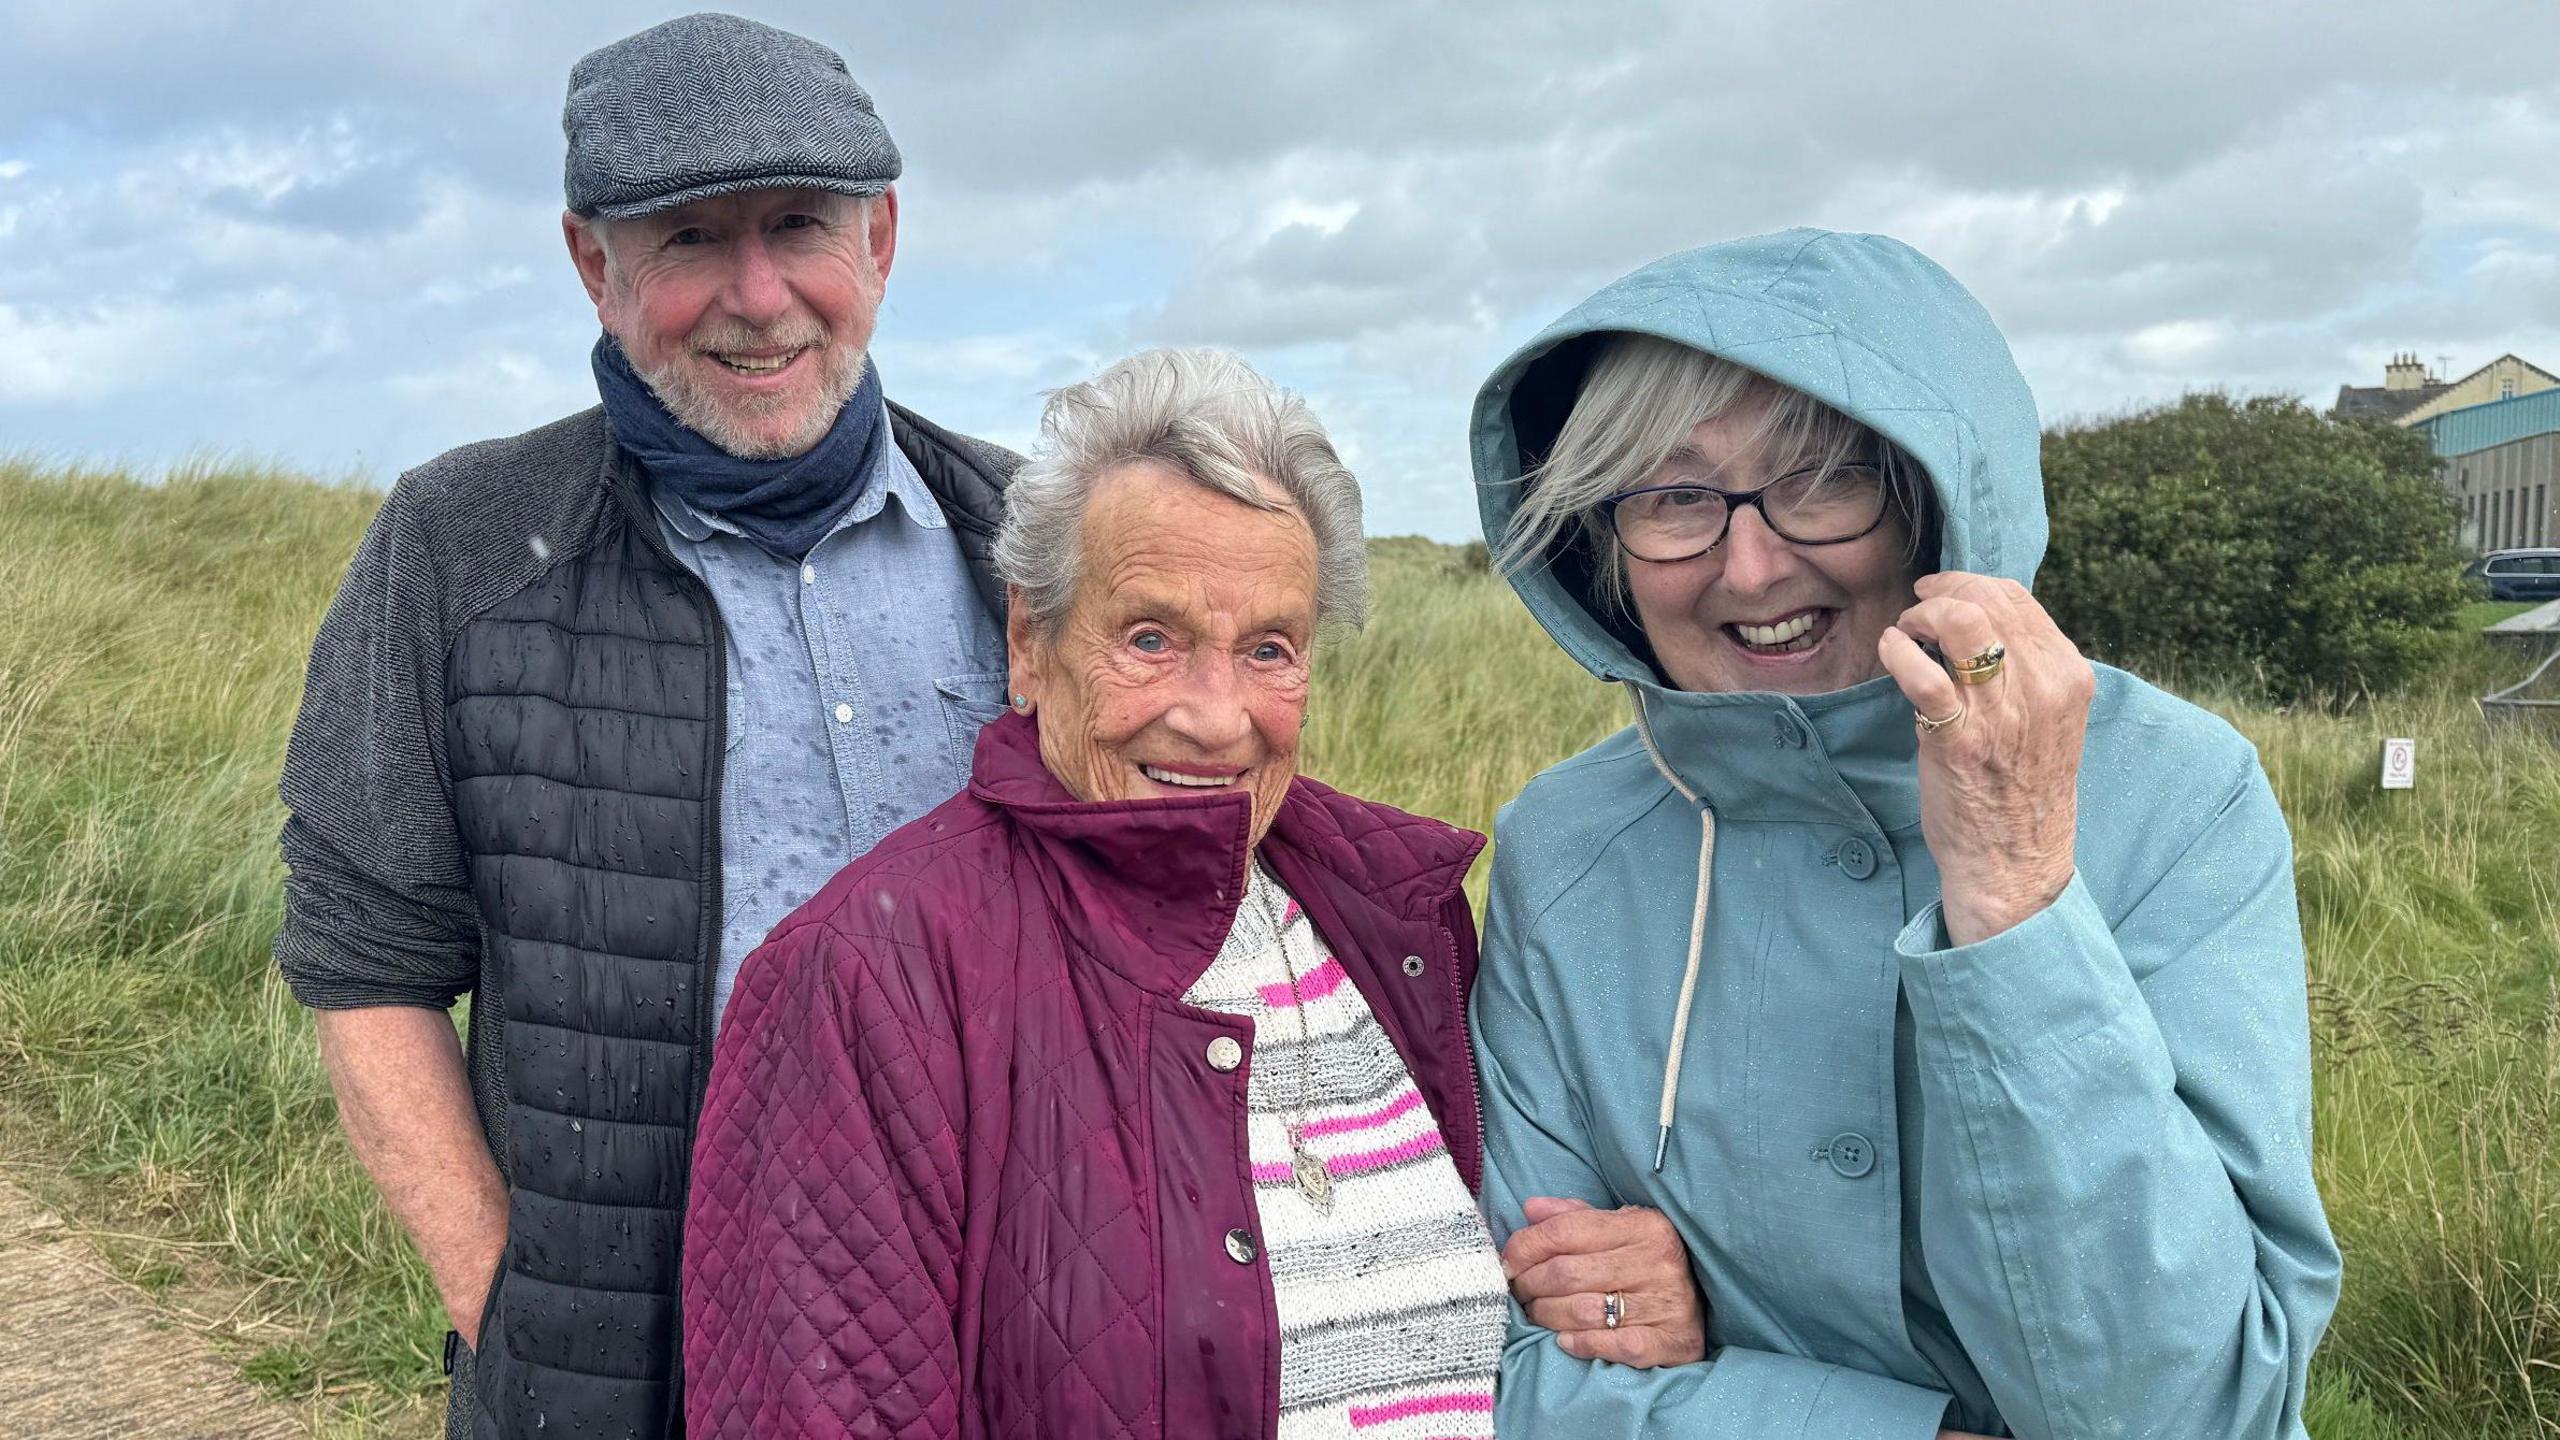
xmin=682 ymin=711 xmax=1488 ymax=1438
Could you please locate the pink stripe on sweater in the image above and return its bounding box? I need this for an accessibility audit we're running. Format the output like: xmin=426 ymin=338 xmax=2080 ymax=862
xmin=1348 ymin=1391 xmax=1496 ymax=1427
xmin=1300 ymin=1088 xmax=1424 ymax=1140
xmin=1250 ymin=1128 xmax=1447 ymax=1183
xmin=1256 ymin=956 xmax=1346 ymax=1008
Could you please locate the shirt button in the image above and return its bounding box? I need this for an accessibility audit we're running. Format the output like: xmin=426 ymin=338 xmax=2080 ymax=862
xmin=1827 ymin=1131 xmax=1876 ymax=1179
xmin=832 ymin=702 xmax=854 ymax=724
xmin=1224 ymin=1228 xmax=1259 ymax=1265
xmin=1205 ymin=1036 xmax=1243 ymax=1072
xmin=1401 ymin=954 xmax=1427 ymax=977
xmin=800 ymin=565 xmax=816 ymax=585
xmin=1834 ymin=838 xmax=1877 ymax=881
xmin=1773 ymin=714 xmax=1806 ymax=749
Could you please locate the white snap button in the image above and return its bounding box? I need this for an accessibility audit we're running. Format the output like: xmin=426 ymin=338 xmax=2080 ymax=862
xmin=832 ymin=702 xmax=854 ymax=724
xmin=1206 ymin=1036 xmax=1243 ymax=1072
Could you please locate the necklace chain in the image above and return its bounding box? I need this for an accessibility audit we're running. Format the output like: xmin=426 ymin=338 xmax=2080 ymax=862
xmin=1254 ymin=864 xmax=1333 ymax=1213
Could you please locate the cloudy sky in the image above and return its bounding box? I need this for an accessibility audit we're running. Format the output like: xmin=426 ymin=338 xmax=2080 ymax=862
xmin=6 ymin=1 xmax=2559 ymax=539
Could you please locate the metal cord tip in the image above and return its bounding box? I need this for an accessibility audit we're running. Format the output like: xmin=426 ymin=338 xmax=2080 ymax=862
xmin=1653 ymin=1126 xmax=1671 ymax=1172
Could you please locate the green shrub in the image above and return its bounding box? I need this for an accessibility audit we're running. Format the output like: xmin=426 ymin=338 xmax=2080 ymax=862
xmin=2038 ymin=395 xmax=2470 ymax=703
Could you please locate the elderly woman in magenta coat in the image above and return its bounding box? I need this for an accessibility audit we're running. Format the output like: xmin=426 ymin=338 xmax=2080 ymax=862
xmin=1472 ymin=231 xmax=2342 ymax=1439
xmin=681 ymin=348 xmax=1704 ymax=1438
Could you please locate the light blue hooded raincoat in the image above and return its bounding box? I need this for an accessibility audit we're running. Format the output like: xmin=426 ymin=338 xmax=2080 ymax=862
xmin=1469 ymin=230 xmax=2340 ymax=1438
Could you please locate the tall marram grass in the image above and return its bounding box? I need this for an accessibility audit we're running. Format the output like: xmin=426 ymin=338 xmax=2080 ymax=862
xmin=3 ymin=459 xmax=2557 ymax=1437
xmin=0 ymin=458 xmax=442 ymax=1434
xmin=2252 ymin=683 xmax=2560 ymax=1434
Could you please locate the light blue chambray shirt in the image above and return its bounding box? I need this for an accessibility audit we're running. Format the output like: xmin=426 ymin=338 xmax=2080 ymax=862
xmin=649 ymin=404 xmax=1009 ymax=1027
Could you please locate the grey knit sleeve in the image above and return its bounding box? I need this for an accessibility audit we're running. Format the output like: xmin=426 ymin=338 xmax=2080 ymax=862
xmin=273 ymin=487 xmax=480 ymax=1010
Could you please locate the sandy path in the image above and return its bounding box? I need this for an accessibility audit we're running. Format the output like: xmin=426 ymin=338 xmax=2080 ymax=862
xmin=0 ymin=1176 xmax=309 ymax=1439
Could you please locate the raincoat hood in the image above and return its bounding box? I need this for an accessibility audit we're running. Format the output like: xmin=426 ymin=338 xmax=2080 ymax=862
xmin=1471 ymin=227 xmax=2046 ymax=693
xmin=1468 ymin=229 xmax=2051 ymax=1175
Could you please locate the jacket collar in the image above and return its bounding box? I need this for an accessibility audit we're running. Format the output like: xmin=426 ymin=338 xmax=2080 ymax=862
xmin=967 ymin=711 xmax=1482 ymax=995
xmin=1630 ymin=673 xmax=1924 ymax=834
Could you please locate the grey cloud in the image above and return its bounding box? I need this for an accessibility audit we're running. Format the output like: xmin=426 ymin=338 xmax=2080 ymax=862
xmin=7 ymin=1 xmax=2560 ymax=540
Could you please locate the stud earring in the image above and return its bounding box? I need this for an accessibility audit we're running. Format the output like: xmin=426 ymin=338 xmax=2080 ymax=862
xmin=1012 ymin=694 xmax=1033 ymax=714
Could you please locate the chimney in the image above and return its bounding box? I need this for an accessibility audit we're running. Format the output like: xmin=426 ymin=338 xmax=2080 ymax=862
xmin=2384 ymin=352 xmax=2428 ymax=391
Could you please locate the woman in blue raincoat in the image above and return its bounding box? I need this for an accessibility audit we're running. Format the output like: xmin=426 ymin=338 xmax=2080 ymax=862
xmin=1468 ymin=230 xmax=2339 ymax=1438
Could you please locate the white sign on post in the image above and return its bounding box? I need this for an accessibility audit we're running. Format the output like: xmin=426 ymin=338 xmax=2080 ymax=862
xmin=2380 ymin=738 xmax=2416 ymax=790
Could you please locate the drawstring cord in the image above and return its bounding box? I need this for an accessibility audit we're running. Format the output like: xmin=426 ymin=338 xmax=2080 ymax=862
xmin=1627 ymin=683 xmax=1715 ymax=1172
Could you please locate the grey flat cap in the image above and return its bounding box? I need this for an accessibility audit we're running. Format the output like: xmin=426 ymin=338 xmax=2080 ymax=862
xmin=564 ymin=13 xmax=901 ymax=220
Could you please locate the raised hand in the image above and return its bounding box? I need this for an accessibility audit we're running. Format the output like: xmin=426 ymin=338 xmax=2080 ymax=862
xmin=1877 ymin=571 xmax=2095 ymax=947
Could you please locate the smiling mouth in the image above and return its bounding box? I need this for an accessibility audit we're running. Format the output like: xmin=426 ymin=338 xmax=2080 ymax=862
xmin=1140 ymin=764 xmax=1242 ymax=789
xmin=707 ymin=348 xmax=806 ymax=376
xmin=1725 ymin=609 xmax=1832 ymax=656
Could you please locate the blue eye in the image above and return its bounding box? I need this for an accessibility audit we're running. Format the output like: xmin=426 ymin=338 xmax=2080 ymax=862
xmin=1132 ymin=630 xmax=1168 ymax=654
xmin=1253 ymin=642 xmax=1287 ymax=663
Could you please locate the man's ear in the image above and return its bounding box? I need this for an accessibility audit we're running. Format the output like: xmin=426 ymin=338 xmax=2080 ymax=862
xmin=563 ymin=211 xmax=612 ymax=316
xmin=865 ymin=185 xmax=900 ymax=284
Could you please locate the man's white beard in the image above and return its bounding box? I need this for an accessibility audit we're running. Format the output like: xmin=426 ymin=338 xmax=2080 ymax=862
xmin=634 ymin=342 xmax=869 ymax=460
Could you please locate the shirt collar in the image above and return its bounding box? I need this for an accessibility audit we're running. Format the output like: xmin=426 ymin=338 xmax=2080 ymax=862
xmin=647 ymin=395 xmax=946 ymax=545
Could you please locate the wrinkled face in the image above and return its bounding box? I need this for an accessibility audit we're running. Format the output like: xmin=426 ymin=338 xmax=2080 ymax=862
xmin=1620 ymin=389 xmax=1922 ymax=696
xmin=1011 ymin=462 xmax=1319 ymax=850
xmin=566 ymin=187 xmax=896 ymax=458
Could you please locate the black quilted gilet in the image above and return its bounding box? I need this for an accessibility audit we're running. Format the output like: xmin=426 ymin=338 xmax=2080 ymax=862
xmin=446 ymin=512 xmax=721 ymax=1440
xmin=275 ymin=401 xmax=1012 ymax=1440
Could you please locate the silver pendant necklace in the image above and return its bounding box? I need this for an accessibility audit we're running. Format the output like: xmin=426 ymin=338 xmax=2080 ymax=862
xmin=1256 ymin=867 xmax=1334 ymax=1214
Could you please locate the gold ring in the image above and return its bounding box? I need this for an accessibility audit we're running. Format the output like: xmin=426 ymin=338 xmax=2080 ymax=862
xmin=1952 ymin=642 xmax=2007 ymax=686
xmin=1915 ymin=702 xmax=1966 ymax=734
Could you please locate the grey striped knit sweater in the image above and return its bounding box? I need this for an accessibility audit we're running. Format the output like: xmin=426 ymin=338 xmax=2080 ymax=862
xmin=1183 ymin=863 xmax=1508 ymax=1439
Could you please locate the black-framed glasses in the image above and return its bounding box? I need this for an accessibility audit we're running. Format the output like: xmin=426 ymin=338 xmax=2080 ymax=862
xmin=1598 ymin=462 xmax=1891 ymax=563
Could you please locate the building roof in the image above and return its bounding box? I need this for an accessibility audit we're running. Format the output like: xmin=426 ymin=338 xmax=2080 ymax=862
xmin=2417 ymin=387 xmax=2560 ymax=458
xmin=2395 ymin=353 xmax=2560 ymax=428
xmin=2464 ymin=353 xmax=2560 ymax=389
xmin=2332 ymin=382 xmax=2449 ymax=424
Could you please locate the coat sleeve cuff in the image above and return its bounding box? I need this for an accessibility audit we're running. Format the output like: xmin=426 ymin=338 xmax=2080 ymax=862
xmin=1708 ymin=1346 xmax=1953 ymax=1437
xmin=1896 ymin=871 xmax=2158 ymax=1071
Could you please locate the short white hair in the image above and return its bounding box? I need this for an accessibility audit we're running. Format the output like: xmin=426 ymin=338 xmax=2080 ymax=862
xmin=994 ymin=347 xmax=1369 ymax=635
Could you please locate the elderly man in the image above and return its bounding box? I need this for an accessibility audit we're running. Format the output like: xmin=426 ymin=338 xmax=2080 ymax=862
xmin=272 ymin=15 xmax=1015 ymax=1437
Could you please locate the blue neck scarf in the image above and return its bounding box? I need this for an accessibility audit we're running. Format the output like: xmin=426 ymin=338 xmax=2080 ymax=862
xmin=592 ymin=334 xmax=888 ymax=561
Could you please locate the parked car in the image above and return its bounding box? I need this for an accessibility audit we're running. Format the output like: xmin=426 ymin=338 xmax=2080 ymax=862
xmin=2465 ymin=548 xmax=2560 ymax=602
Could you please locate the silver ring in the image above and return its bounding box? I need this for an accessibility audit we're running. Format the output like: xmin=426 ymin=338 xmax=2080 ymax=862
xmin=1601 ymin=1291 xmax=1624 ymax=1330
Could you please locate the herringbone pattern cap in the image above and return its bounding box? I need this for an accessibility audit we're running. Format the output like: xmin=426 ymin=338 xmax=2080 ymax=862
xmin=564 ymin=12 xmax=901 ymax=219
